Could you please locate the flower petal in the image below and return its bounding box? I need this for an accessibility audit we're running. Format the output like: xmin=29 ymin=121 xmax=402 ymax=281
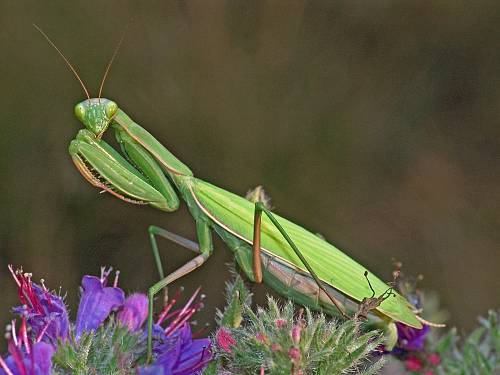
xmin=0 ymin=342 xmax=54 ymax=375
xmin=117 ymin=293 xmax=148 ymax=331
xmin=75 ymin=275 xmax=125 ymax=338
xmin=12 ymin=278 xmax=69 ymax=344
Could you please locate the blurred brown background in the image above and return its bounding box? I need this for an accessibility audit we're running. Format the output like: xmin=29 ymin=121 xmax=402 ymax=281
xmin=1 ymin=0 xmax=499 ymax=343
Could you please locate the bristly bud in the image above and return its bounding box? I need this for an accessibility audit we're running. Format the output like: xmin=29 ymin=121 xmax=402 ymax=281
xmin=212 ymin=273 xmax=385 ymax=374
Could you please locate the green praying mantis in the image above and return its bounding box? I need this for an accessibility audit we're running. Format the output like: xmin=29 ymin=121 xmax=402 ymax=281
xmin=35 ymin=25 xmax=427 ymax=361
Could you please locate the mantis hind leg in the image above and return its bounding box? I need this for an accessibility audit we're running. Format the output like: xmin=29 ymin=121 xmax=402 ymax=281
xmin=146 ymin=220 xmax=212 ymax=362
xmin=252 ymin=202 xmax=348 ymax=318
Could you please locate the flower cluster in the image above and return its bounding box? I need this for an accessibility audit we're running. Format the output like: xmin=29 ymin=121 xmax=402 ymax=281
xmin=389 ymin=263 xmax=442 ymax=374
xmin=211 ymin=274 xmax=385 ymax=374
xmin=0 ymin=266 xmax=211 ymax=374
xmin=391 ymin=323 xmax=441 ymax=374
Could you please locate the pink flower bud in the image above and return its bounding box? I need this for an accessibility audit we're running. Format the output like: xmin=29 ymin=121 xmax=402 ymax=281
xmin=216 ymin=328 xmax=236 ymax=353
xmin=271 ymin=343 xmax=282 ymax=352
xmin=288 ymin=347 xmax=301 ymax=361
xmin=255 ymin=332 xmax=269 ymax=345
xmin=428 ymin=353 xmax=441 ymax=366
xmin=291 ymin=324 xmax=301 ymax=345
xmin=405 ymin=355 xmax=423 ymax=371
xmin=275 ymin=319 xmax=287 ymax=328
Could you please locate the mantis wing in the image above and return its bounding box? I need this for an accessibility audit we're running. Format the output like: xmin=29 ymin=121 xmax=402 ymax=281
xmin=192 ymin=179 xmax=421 ymax=328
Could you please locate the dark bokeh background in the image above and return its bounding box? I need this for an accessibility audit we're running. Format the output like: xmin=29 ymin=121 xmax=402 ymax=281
xmin=1 ymin=0 xmax=499 ymax=343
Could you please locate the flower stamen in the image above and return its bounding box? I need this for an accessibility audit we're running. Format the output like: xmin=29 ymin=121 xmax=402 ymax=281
xmin=8 ymin=265 xmax=20 ymax=288
xmin=113 ymin=270 xmax=120 ymax=288
xmin=11 ymin=320 xmax=18 ymax=347
xmin=0 ymin=356 xmax=14 ymax=375
xmin=20 ymin=318 xmax=30 ymax=355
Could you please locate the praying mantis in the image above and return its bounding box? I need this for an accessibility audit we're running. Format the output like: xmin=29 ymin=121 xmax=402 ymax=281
xmin=35 ymin=25 xmax=423 ymax=362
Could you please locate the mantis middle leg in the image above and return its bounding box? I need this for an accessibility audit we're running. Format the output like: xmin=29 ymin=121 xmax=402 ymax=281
xmin=146 ymin=219 xmax=212 ymax=362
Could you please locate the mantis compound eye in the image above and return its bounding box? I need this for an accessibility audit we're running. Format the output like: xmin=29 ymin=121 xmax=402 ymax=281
xmin=105 ymin=101 xmax=118 ymax=118
xmin=74 ymin=103 xmax=86 ymax=122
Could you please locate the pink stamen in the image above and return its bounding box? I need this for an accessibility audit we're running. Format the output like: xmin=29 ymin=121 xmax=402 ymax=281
xmin=0 ymin=355 xmax=14 ymax=375
xmin=157 ymin=299 xmax=177 ymax=325
xmin=8 ymin=265 xmax=20 ymax=287
xmin=160 ymin=307 xmax=182 ymax=323
xmin=165 ymin=307 xmax=197 ymax=337
xmin=15 ymin=272 xmax=43 ymax=315
xmin=164 ymin=307 xmax=192 ymax=336
xmin=157 ymin=288 xmax=184 ymax=324
xmin=8 ymin=341 xmax=27 ymax=375
xmin=260 ymin=366 xmax=265 ymax=375
xmin=178 ymin=286 xmax=201 ymax=318
xmin=11 ymin=320 xmax=18 ymax=347
xmin=156 ymin=287 xmax=184 ymax=325
xmin=20 ymin=318 xmax=30 ymax=355
xmin=164 ymin=302 xmax=204 ymax=324
xmin=36 ymin=321 xmax=51 ymax=343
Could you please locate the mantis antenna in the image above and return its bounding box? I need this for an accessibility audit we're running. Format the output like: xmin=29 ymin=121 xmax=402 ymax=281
xmin=33 ymin=23 xmax=91 ymax=100
xmin=98 ymin=23 xmax=129 ymax=101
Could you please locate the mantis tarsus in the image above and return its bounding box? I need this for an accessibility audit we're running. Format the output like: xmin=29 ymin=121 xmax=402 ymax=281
xmin=36 ymin=25 xmax=424 ymax=362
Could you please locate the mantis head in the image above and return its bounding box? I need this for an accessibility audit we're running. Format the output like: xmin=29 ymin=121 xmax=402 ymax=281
xmin=33 ymin=24 xmax=123 ymax=138
xmin=74 ymin=98 xmax=118 ymax=138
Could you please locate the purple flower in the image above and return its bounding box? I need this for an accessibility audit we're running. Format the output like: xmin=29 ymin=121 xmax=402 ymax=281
xmin=117 ymin=293 xmax=148 ymax=332
xmin=0 ymin=320 xmax=54 ymax=375
xmin=4 ymin=266 xmax=212 ymax=373
xmin=140 ymin=323 xmax=211 ymax=375
xmin=9 ymin=266 xmax=69 ymax=345
xmin=75 ymin=268 xmax=125 ymax=339
xmin=395 ymin=323 xmax=430 ymax=352
xmin=138 ymin=287 xmax=212 ymax=375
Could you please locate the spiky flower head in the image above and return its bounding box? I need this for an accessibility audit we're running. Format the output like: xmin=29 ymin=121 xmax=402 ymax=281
xmin=9 ymin=265 xmax=69 ymax=346
xmin=1 ymin=266 xmax=212 ymax=374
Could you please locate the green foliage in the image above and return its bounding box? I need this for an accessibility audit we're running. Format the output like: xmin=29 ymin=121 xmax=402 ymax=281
xmin=434 ymin=310 xmax=500 ymax=375
xmin=52 ymin=319 xmax=145 ymax=375
xmin=216 ymin=271 xmax=252 ymax=329
xmin=212 ymin=274 xmax=385 ymax=375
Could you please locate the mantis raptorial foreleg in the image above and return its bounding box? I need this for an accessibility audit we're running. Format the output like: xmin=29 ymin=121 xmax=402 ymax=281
xmin=252 ymin=202 xmax=348 ymax=318
xmin=146 ymin=220 xmax=212 ymax=361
